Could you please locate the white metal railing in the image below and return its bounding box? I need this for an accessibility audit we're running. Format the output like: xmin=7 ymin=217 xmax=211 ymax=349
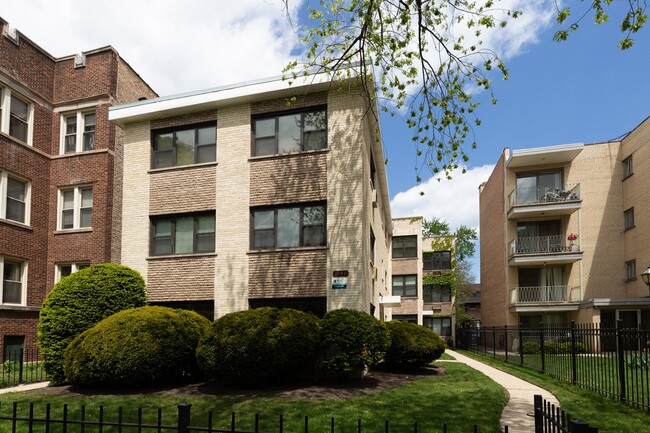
xmin=509 ymin=285 xmax=582 ymax=304
xmin=508 ymin=184 xmax=581 ymax=208
xmin=508 ymin=235 xmax=581 ymax=257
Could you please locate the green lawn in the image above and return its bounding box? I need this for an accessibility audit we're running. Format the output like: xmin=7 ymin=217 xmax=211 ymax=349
xmin=458 ymin=350 xmax=650 ymax=433
xmin=0 ymin=361 xmax=46 ymax=388
xmin=0 ymin=362 xmax=506 ymax=433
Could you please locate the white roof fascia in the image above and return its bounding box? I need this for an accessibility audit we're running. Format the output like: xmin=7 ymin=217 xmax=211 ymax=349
xmin=506 ymin=143 xmax=584 ymax=168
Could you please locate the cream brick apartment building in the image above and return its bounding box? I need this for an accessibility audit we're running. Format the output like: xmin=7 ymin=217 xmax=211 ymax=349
xmin=389 ymin=217 xmax=456 ymax=344
xmin=479 ymin=116 xmax=650 ymax=330
xmin=109 ymin=72 xmax=394 ymax=320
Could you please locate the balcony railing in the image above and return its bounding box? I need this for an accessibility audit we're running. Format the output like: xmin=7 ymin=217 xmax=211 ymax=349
xmin=508 ymin=184 xmax=581 ymax=209
xmin=508 ymin=235 xmax=581 ymax=257
xmin=509 ymin=285 xmax=581 ymax=304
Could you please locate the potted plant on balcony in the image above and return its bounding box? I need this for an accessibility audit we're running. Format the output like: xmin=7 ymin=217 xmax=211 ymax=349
xmin=567 ymin=233 xmax=578 ymax=251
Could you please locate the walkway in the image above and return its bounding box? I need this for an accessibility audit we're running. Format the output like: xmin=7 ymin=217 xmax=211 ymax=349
xmin=445 ymin=349 xmax=559 ymax=432
xmin=0 ymin=381 xmax=49 ymax=395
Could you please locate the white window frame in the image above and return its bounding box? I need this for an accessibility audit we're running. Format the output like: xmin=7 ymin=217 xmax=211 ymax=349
xmin=57 ymin=186 xmax=93 ymax=230
xmin=0 ymin=86 xmax=34 ymax=146
xmin=60 ymin=111 xmax=96 ymax=154
xmin=0 ymin=257 xmax=27 ymax=306
xmin=55 ymin=262 xmax=91 ymax=283
xmin=0 ymin=171 xmax=31 ymax=226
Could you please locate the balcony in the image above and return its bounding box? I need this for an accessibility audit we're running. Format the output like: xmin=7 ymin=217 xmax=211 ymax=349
xmin=508 ymin=235 xmax=583 ymax=266
xmin=507 ymin=184 xmax=581 ymax=219
xmin=509 ymin=285 xmax=582 ymax=309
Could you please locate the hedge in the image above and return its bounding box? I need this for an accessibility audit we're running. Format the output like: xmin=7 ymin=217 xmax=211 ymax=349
xmin=383 ymin=321 xmax=446 ymax=369
xmin=63 ymin=306 xmax=210 ymax=387
xmin=38 ymin=264 xmax=147 ymax=384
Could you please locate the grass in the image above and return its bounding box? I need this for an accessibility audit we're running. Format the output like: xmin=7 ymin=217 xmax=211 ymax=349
xmin=0 ymin=361 xmax=46 ymax=388
xmin=0 ymin=362 xmax=506 ymax=433
xmin=458 ymin=350 xmax=650 ymax=433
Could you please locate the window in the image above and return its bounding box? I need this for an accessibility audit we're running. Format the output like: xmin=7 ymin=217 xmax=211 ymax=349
xmin=58 ymin=186 xmax=93 ymax=230
xmin=424 ymin=284 xmax=452 ymax=302
xmin=623 ymin=155 xmax=633 ymax=179
xmin=62 ymin=112 xmax=96 ymax=153
xmin=423 ymin=251 xmax=452 ymax=270
xmin=252 ymin=204 xmax=326 ymax=249
xmin=3 ymin=336 xmax=24 ymax=362
xmin=55 ymin=262 xmax=90 ymax=283
xmin=392 ymin=275 xmax=417 ymax=297
xmin=1 ymin=257 xmax=25 ymax=305
xmin=0 ymin=172 xmax=30 ymax=224
xmin=392 ymin=314 xmax=417 ymax=324
xmin=392 ymin=236 xmax=417 ymax=258
xmin=424 ymin=316 xmax=452 ymax=337
xmin=0 ymin=88 xmax=32 ymax=144
xmin=625 ymin=260 xmax=636 ymax=282
xmin=624 ymin=208 xmax=635 ymax=230
xmin=516 ymin=170 xmax=562 ymax=204
xmin=152 ymin=124 xmax=216 ymax=169
xmin=253 ymin=108 xmax=327 ymax=156
xmin=370 ymin=228 xmax=375 ymax=265
xmin=151 ymin=213 xmax=215 ymax=256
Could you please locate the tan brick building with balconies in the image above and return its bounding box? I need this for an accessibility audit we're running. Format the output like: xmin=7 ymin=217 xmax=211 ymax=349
xmin=0 ymin=18 xmax=156 ymax=357
xmin=109 ymin=72 xmax=392 ymax=320
xmin=479 ymin=116 xmax=650 ymax=330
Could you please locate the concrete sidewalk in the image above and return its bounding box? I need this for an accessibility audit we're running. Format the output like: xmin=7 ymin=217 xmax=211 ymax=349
xmin=444 ymin=349 xmax=559 ymax=432
xmin=0 ymin=381 xmax=50 ymax=395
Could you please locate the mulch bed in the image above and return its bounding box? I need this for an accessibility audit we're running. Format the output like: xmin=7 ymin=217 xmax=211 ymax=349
xmin=27 ymin=366 xmax=445 ymax=399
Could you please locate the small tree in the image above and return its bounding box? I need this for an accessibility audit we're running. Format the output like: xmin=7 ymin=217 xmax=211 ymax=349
xmin=320 ymin=309 xmax=390 ymax=378
xmin=38 ymin=264 xmax=146 ymax=384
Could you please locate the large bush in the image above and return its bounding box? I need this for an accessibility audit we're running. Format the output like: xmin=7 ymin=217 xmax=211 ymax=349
xmin=383 ymin=321 xmax=446 ymax=369
xmin=320 ymin=309 xmax=390 ymax=378
xmin=196 ymin=307 xmax=320 ymax=386
xmin=63 ymin=306 xmax=210 ymax=387
xmin=38 ymin=264 xmax=147 ymax=384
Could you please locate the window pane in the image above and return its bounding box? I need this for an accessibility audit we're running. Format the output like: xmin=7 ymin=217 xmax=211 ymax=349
xmin=277 ymin=207 xmax=300 ymax=247
xmin=3 ymin=261 xmax=22 ymax=304
xmin=255 ymin=118 xmax=275 ymax=138
xmin=303 ymin=226 xmax=325 ymax=246
xmin=153 ymin=220 xmax=172 ymax=255
xmin=154 ymin=238 xmax=173 ymax=255
xmin=278 ymin=114 xmax=301 ymax=153
xmin=84 ymin=113 xmax=96 ymax=129
xmin=304 ymin=111 xmax=326 ymax=131
xmin=59 ymin=265 xmax=73 ymax=278
xmin=154 ymin=151 xmax=174 ymax=169
xmin=255 ymin=138 xmax=275 ymax=156
xmin=81 ymin=189 xmax=93 ymax=207
xmin=65 ymin=135 xmax=77 ymax=153
xmin=303 ymin=206 xmax=324 ymax=226
xmin=430 ymin=319 xmax=442 ymax=335
xmin=197 ymin=214 xmax=215 ymax=234
xmin=66 ymin=115 xmax=77 ymax=134
xmin=62 ymin=209 xmax=74 ymax=229
xmin=175 ymin=130 xmax=195 ymax=166
xmin=154 ymin=220 xmax=172 ymax=237
xmin=83 ymin=131 xmax=95 ymax=151
xmin=80 ymin=208 xmax=92 ymax=227
xmin=254 ymin=211 xmax=274 ymax=230
xmin=196 ymin=144 xmax=216 ymax=163
xmin=254 ymin=229 xmax=274 ymax=248
xmin=196 ymin=233 xmax=215 ymax=253
xmin=9 ymin=117 xmax=28 ymax=142
xmin=175 ymin=217 xmax=194 ymax=253
xmin=304 ymin=111 xmax=326 ymax=150
xmin=10 ymin=97 xmax=28 ymax=120
xmin=304 ymin=130 xmax=327 ymax=151
xmin=62 ymin=190 xmax=74 ymax=209
xmin=197 ymin=126 xmax=216 ymax=145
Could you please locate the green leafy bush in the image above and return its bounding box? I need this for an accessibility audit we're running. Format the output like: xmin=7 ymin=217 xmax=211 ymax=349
xmin=63 ymin=306 xmax=210 ymax=387
xmin=38 ymin=264 xmax=147 ymax=384
xmin=545 ymin=341 xmax=588 ymax=354
xmin=521 ymin=341 xmax=540 ymax=354
xmin=320 ymin=309 xmax=390 ymax=378
xmin=196 ymin=307 xmax=320 ymax=386
xmin=383 ymin=321 xmax=446 ymax=369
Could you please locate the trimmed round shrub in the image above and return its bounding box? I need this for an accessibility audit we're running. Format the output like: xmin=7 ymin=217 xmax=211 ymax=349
xmin=38 ymin=264 xmax=147 ymax=384
xmin=196 ymin=307 xmax=320 ymax=386
xmin=320 ymin=309 xmax=390 ymax=378
xmin=383 ymin=321 xmax=446 ymax=369
xmin=63 ymin=306 xmax=210 ymax=387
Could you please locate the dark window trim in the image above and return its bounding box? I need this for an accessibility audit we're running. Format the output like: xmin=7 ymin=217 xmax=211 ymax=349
xmin=625 ymin=259 xmax=637 ymax=282
xmin=151 ymin=121 xmax=217 ymax=169
xmin=423 ymin=251 xmax=452 ymax=271
xmin=624 ymin=207 xmax=635 ymax=231
xmin=423 ymin=283 xmax=452 ymax=303
xmin=392 ymin=235 xmax=417 ymax=259
xmin=392 ymin=274 xmax=418 ymax=297
xmin=150 ymin=211 xmax=215 ymax=256
xmin=622 ymin=155 xmax=633 ymax=180
xmin=250 ymin=202 xmax=327 ymax=250
xmin=251 ymin=106 xmax=327 ymax=157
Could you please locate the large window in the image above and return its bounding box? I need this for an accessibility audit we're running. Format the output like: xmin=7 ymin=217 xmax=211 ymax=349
xmin=623 ymin=155 xmax=633 ymax=179
xmin=55 ymin=262 xmax=90 ymax=283
xmin=0 ymin=172 xmax=30 ymax=225
xmin=62 ymin=112 xmax=96 ymax=153
xmin=1 ymin=257 xmax=25 ymax=306
xmin=392 ymin=314 xmax=417 ymax=324
xmin=151 ymin=213 xmax=215 ymax=256
xmin=152 ymin=124 xmax=216 ymax=169
xmin=423 ymin=251 xmax=452 ymax=270
xmin=252 ymin=108 xmax=327 ymax=156
xmin=392 ymin=235 xmax=417 ymax=258
xmin=252 ymin=204 xmax=326 ymax=249
xmin=0 ymin=88 xmax=32 ymax=144
xmin=424 ymin=316 xmax=452 ymax=337
xmin=423 ymin=284 xmax=452 ymax=302
xmin=392 ymin=275 xmax=417 ymax=297
xmin=516 ymin=170 xmax=562 ymax=204
xmin=624 ymin=207 xmax=635 ymax=230
xmin=59 ymin=186 xmax=93 ymax=230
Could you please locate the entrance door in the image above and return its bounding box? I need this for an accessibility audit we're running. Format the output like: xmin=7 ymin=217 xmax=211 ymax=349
xmin=617 ymin=310 xmax=640 ymax=351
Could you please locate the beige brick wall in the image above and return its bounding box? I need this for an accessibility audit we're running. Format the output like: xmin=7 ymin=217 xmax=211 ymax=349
xmin=121 ymin=121 xmax=151 ymax=279
xmin=151 ymin=110 xmax=217 ymax=130
xmin=147 ymin=256 xmax=215 ymax=301
xmin=214 ymin=104 xmax=250 ymax=317
xmin=390 ymin=218 xmax=424 ymax=323
xmin=249 ymin=249 xmax=327 ymax=298
xmin=251 ymin=92 xmax=327 ymax=115
xmin=392 ymin=259 xmax=418 ymax=275
xmin=149 ymin=165 xmax=216 ymax=215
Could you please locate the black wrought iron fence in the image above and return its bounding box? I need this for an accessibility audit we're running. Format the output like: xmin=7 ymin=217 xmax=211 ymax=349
xmin=1 ymin=348 xmax=46 ymax=388
xmin=534 ymin=395 xmax=598 ymax=433
xmin=457 ymin=320 xmax=650 ymax=412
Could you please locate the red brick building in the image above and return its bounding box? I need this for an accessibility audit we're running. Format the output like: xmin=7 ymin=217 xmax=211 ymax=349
xmin=0 ymin=18 xmax=156 ymax=358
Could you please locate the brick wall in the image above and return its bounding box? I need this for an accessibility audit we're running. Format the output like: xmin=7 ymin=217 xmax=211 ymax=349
xmin=149 ymin=165 xmax=216 ymax=215
xmin=147 ymin=256 xmax=215 ymax=302
xmin=248 ymin=249 xmax=327 ymax=298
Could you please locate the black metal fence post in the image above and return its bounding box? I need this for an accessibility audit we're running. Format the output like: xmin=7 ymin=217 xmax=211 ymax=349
xmin=178 ymin=404 xmax=191 ymax=433
xmin=504 ymin=325 xmax=509 ymax=362
xmin=616 ymin=319 xmax=627 ymax=403
xmin=540 ymin=323 xmax=546 ymax=373
xmin=519 ymin=323 xmax=524 ymax=365
xmin=18 ymin=349 xmax=24 ymax=383
xmin=533 ymin=394 xmax=543 ymax=433
xmin=570 ymin=321 xmax=577 ymax=385
xmin=492 ymin=326 xmax=496 ymax=358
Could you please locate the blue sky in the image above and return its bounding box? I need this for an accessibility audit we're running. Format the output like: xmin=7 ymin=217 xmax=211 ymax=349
xmin=3 ymin=1 xmax=649 ymax=280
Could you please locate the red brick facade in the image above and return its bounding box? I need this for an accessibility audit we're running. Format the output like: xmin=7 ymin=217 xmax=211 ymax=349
xmin=0 ymin=17 xmax=156 ymax=356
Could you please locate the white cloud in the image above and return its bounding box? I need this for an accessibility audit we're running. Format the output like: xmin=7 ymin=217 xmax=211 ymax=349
xmin=1 ymin=0 xmax=304 ymax=95
xmin=390 ymin=164 xmax=495 ymax=233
